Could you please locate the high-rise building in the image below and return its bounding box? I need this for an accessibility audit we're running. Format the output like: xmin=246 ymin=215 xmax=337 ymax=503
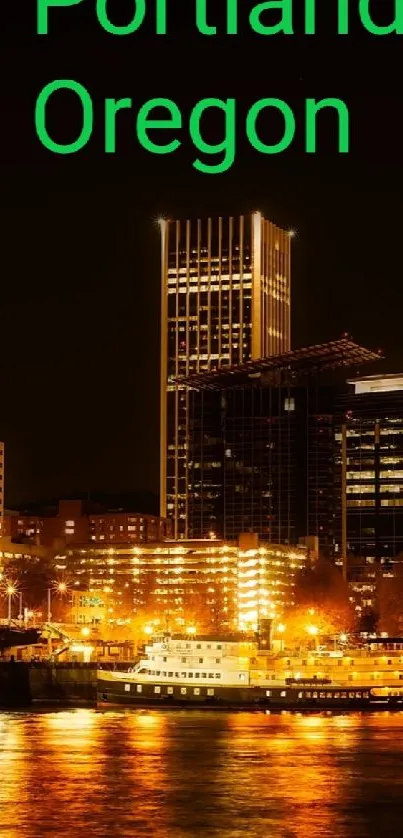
xmin=181 ymin=339 xmax=380 ymax=547
xmin=335 ymin=374 xmax=403 ymax=614
xmin=160 ymin=213 xmax=292 ymax=537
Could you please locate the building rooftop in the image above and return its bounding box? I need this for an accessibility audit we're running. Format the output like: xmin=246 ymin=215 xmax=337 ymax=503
xmin=64 ymin=540 xmax=308 ymax=556
xmin=168 ymin=633 xmax=255 ymax=642
xmin=347 ymin=374 xmax=403 ymax=395
xmin=176 ymin=339 xmax=382 ymax=390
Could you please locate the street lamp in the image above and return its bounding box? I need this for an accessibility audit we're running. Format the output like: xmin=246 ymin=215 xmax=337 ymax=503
xmin=18 ymin=592 xmax=23 ymax=625
xmin=47 ymin=581 xmax=69 ymax=624
xmin=6 ymin=583 xmax=17 ymax=627
xmin=186 ymin=626 xmax=197 ymax=635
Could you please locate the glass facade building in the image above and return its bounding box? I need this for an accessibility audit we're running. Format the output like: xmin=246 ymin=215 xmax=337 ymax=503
xmin=181 ymin=340 xmax=380 ymax=552
xmin=335 ymin=375 xmax=403 ymax=613
xmin=187 ymin=383 xmax=336 ymax=547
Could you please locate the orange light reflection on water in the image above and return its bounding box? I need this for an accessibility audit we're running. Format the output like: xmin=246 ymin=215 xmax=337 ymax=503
xmin=222 ymin=712 xmax=355 ymax=837
xmin=0 ymin=718 xmax=27 ymax=838
xmin=1 ymin=710 xmax=403 ymax=838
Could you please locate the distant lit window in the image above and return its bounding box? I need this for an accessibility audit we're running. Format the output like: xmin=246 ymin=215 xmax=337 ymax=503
xmin=65 ymin=528 xmax=75 ymax=535
xmin=347 ymin=471 xmax=375 ymax=480
xmin=66 ymin=520 xmax=75 ymax=527
xmin=284 ymin=397 xmax=295 ymax=412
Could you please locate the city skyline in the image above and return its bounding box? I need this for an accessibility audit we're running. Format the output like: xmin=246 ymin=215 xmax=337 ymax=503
xmin=3 ymin=5 xmax=403 ymax=834
xmin=2 ymin=0 xmax=403 ymax=508
xmin=0 ymin=188 xmax=400 ymax=510
xmin=2 ymin=191 xmax=403 ymax=506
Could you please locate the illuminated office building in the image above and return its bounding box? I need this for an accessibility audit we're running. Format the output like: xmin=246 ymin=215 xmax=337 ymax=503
xmin=183 ymin=339 xmax=379 ymax=546
xmin=335 ymin=374 xmax=403 ymax=613
xmin=160 ymin=213 xmax=292 ymax=537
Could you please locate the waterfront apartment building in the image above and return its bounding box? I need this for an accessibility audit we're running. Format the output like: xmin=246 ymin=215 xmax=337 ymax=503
xmin=334 ymin=374 xmax=403 ymax=614
xmin=160 ymin=213 xmax=292 ymax=538
xmin=57 ymin=535 xmax=309 ymax=633
xmin=3 ymin=499 xmax=171 ymax=549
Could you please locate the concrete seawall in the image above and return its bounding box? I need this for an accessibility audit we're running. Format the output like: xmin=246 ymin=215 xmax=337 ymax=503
xmin=0 ymin=663 xmax=98 ymax=707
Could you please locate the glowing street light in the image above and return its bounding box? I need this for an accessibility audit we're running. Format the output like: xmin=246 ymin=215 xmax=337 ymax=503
xmin=144 ymin=625 xmax=153 ymax=636
xmin=5 ymin=582 xmax=17 ymax=626
xmin=81 ymin=627 xmax=90 ymax=638
xmin=47 ymin=580 xmax=69 ymax=627
xmin=186 ymin=626 xmax=197 ymax=635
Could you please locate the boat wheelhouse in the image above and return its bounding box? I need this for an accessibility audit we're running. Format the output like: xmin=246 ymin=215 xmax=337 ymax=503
xmin=110 ymin=634 xmax=256 ymax=686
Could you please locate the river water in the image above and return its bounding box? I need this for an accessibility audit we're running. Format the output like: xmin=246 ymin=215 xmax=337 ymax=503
xmin=1 ymin=709 xmax=403 ymax=837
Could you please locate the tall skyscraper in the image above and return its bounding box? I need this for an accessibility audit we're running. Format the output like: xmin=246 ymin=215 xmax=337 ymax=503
xmin=160 ymin=213 xmax=292 ymax=537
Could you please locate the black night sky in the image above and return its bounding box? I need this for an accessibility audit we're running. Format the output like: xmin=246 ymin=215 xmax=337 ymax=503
xmin=1 ymin=1 xmax=402 ymax=507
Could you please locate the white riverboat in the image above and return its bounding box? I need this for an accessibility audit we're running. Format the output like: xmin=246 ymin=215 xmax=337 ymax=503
xmin=97 ymin=633 xmax=403 ymax=710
